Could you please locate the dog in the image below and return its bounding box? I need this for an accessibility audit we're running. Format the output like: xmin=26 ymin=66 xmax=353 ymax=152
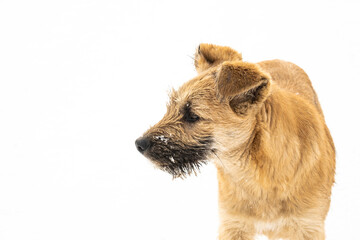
xmin=135 ymin=43 xmax=335 ymax=240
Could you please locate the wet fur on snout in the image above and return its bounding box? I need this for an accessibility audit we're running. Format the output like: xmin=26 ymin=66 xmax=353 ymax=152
xmin=145 ymin=135 xmax=213 ymax=178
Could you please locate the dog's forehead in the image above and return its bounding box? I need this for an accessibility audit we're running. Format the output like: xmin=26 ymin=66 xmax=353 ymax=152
xmin=172 ymin=72 xmax=216 ymax=106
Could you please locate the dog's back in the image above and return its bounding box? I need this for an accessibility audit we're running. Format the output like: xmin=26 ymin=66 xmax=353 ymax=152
xmin=258 ymin=60 xmax=324 ymax=116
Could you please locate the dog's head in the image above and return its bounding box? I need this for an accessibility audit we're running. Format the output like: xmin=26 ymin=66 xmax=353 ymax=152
xmin=136 ymin=44 xmax=271 ymax=178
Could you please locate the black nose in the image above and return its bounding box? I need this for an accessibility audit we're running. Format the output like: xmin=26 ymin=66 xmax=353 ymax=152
xmin=135 ymin=137 xmax=151 ymax=154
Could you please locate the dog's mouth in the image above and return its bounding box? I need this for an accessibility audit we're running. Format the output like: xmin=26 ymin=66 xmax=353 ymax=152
xmin=144 ymin=136 xmax=213 ymax=178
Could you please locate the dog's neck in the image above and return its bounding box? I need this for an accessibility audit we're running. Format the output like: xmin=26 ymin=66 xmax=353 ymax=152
xmin=215 ymin=88 xmax=311 ymax=198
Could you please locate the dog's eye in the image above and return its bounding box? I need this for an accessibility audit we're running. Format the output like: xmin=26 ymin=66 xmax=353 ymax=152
xmin=182 ymin=102 xmax=200 ymax=123
xmin=183 ymin=111 xmax=200 ymax=123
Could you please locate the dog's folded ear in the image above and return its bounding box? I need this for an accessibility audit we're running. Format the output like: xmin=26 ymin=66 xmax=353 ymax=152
xmin=194 ymin=43 xmax=242 ymax=73
xmin=215 ymin=61 xmax=271 ymax=114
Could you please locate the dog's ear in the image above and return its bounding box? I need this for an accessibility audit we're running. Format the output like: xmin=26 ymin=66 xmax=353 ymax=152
xmin=194 ymin=43 xmax=242 ymax=73
xmin=215 ymin=61 xmax=271 ymax=114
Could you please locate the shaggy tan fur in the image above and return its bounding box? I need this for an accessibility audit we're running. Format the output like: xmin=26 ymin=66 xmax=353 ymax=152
xmin=137 ymin=43 xmax=335 ymax=240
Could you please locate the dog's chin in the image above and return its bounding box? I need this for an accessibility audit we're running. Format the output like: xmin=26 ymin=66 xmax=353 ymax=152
xmin=143 ymin=136 xmax=213 ymax=178
xmin=149 ymin=156 xmax=208 ymax=179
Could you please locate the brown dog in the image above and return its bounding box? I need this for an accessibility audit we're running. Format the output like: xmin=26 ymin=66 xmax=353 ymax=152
xmin=135 ymin=44 xmax=335 ymax=240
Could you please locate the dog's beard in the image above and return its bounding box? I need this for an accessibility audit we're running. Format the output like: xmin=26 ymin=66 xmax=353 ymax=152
xmin=146 ymin=137 xmax=213 ymax=179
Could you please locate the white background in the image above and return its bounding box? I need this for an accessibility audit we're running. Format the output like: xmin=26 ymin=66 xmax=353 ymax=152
xmin=0 ymin=0 xmax=359 ymax=239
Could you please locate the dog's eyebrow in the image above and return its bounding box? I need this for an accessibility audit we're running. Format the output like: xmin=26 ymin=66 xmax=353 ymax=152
xmin=182 ymin=101 xmax=198 ymax=115
xmin=183 ymin=102 xmax=192 ymax=112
